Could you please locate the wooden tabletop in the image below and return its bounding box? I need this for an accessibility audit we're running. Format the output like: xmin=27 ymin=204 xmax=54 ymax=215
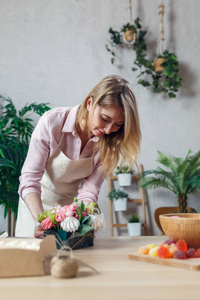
xmin=1 ymin=236 xmax=200 ymax=300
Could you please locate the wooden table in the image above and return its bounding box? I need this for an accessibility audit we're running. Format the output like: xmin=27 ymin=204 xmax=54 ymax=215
xmin=1 ymin=236 xmax=200 ymax=300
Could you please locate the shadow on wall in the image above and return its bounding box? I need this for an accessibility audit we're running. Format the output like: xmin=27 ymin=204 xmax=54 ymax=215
xmin=143 ymin=189 xmax=153 ymax=235
xmin=168 ymin=1 xmax=196 ymax=99
xmin=178 ymin=62 xmax=196 ymax=99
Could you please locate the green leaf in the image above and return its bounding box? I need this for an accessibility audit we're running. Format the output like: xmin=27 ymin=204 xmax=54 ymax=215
xmin=77 ymin=224 xmax=92 ymax=235
xmin=138 ymin=80 xmax=151 ymax=87
xmin=81 ymin=215 xmax=90 ymax=225
xmin=81 ymin=201 xmax=85 ymax=212
xmin=168 ymin=92 xmax=176 ymax=98
xmin=0 ymin=158 xmax=16 ymax=169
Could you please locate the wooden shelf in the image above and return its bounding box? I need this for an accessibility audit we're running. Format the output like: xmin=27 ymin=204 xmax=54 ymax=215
xmin=108 ymin=164 xmax=147 ymax=236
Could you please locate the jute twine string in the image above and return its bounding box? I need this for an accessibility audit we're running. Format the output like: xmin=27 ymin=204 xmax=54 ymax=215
xmin=70 ymin=232 xmax=95 ymax=249
xmin=156 ymin=0 xmax=165 ymax=55
xmin=50 ymin=234 xmax=98 ymax=278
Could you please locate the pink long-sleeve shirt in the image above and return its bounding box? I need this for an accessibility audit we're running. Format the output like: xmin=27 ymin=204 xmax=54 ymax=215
xmin=18 ymin=105 xmax=105 ymax=203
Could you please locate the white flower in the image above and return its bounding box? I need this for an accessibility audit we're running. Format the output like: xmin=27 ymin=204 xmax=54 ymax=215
xmin=89 ymin=214 xmax=106 ymax=230
xmin=61 ymin=217 xmax=80 ymax=232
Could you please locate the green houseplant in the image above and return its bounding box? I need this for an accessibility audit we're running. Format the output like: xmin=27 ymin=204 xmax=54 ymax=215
xmin=107 ymin=188 xmax=128 ymax=211
xmin=139 ymin=150 xmax=200 ymax=213
xmin=127 ymin=214 xmax=140 ymax=223
xmin=115 ymin=165 xmax=134 ymax=187
xmin=115 ymin=165 xmax=134 ymax=175
xmin=106 ymin=18 xmax=143 ymax=64
xmin=106 ymin=18 xmax=182 ymax=98
xmin=127 ymin=214 xmax=141 ymax=236
xmin=138 ymin=50 xmax=182 ymax=98
xmin=0 ymin=95 xmax=50 ymax=224
xmin=121 ymin=22 xmax=136 ymax=43
xmin=121 ymin=23 xmax=137 ymax=33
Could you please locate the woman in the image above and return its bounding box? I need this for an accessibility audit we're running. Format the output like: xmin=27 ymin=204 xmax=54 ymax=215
xmin=15 ymin=75 xmax=141 ymax=237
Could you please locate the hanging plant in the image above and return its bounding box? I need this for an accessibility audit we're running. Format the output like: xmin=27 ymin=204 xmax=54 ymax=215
xmin=135 ymin=50 xmax=182 ymax=98
xmin=138 ymin=0 xmax=182 ymax=98
xmin=105 ymin=20 xmax=182 ymax=98
xmin=106 ymin=18 xmax=143 ymax=65
xmin=121 ymin=22 xmax=136 ymax=43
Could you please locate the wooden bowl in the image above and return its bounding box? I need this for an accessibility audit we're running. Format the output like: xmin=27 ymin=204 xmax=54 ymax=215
xmin=159 ymin=213 xmax=200 ymax=249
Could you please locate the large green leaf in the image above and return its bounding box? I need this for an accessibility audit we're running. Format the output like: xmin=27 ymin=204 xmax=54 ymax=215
xmin=140 ymin=150 xmax=200 ymax=201
xmin=0 ymin=158 xmax=16 ymax=169
xmin=76 ymin=224 xmax=92 ymax=235
xmin=0 ymin=95 xmax=51 ymax=219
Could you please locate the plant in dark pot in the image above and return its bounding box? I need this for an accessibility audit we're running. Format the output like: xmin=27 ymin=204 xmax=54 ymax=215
xmin=0 ymin=95 xmax=50 ymax=234
xmin=108 ymin=188 xmax=128 ymax=212
xmin=37 ymin=198 xmax=106 ymax=250
xmin=127 ymin=214 xmax=141 ymax=236
xmin=139 ymin=150 xmax=200 ymax=213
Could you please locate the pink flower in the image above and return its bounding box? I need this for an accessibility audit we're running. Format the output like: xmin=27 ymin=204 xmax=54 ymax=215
xmin=60 ymin=205 xmax=70 ymax=212
xmin=82 ymin=211 xmax=87 ymax=217
xmin=41 ymin=217 xmax=55 ymax=230
xmin=56 ymin=210 xmax=66 ymax=222
xmin=74 ymin=213 xmax=79 ymax=219
xmin=70 ymin=203 xmax=79 ymax=212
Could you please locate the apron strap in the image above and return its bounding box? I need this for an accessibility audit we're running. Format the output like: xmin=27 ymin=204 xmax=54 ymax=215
xmin=58 ymin=132 xmax=65 ymax=147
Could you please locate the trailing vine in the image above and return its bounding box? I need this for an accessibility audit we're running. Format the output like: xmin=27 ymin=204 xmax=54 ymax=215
xmin=105 ymin=18 xmax=182 ymax=98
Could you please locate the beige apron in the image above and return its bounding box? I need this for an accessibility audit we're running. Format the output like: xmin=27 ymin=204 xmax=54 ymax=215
xmin=15 ymin=133 xmax=93 ymax=237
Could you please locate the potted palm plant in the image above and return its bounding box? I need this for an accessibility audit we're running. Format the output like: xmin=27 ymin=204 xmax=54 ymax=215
xmin=127 ymin=214 xmax=142 ymax=236
xmin=115 ymin=165 xmax=134 ymax=187
xmin=139 ymin=150 xmax=200 ymax=213
xmin=107 ymin=188 xmax=128 ymax=212
xmin=0 ymin=95 xmax=50 ymax=234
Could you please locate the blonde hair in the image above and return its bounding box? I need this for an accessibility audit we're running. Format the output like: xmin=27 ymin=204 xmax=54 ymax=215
xmin=76 ymin=75 xmax=141 ymax=177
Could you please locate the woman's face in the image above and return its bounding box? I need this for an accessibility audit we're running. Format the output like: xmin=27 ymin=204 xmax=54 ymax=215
xmin=87 ymin=98 xmax=125 ymax=137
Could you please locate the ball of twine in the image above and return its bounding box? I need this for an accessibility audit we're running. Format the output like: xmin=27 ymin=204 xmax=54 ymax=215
xmin=51 ymin=255 xmax=79 ymax=278
xmin=50 ymin=245 xmax=98 ymax=279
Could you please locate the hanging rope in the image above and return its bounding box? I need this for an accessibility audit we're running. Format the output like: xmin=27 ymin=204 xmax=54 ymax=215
xmin=122 ymin=0 xmax=135 ymax=45
xmin=156 ymin=0 xmax=165 ymax=55
xmin=126 ymin=0 xmax=132 ymax=23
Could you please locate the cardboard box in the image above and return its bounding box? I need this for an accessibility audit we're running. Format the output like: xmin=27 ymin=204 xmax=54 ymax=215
xmin=0 ymin=235 xmax=57 ymax=277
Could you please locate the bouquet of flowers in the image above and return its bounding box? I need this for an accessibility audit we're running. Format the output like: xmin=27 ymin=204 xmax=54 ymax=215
xmin=37 ymin=198 xmax=106 ymax=249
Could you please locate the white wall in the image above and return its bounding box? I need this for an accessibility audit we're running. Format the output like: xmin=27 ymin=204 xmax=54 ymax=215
xmin=0 ymin=0 xmax=200 ymax=236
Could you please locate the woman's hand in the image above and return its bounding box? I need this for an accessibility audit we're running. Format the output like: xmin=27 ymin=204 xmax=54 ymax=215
xmin=34 ymin=222 xmax=44 ymax=238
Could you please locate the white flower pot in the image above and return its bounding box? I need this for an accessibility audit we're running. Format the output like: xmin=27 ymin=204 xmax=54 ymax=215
xmin=114 ymin=197 xmax=127 ymax=212
xmin=127 ymin=222 xmax=142 ymax=236
xmin=117 ymin=173 xmax=132 ymax=186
